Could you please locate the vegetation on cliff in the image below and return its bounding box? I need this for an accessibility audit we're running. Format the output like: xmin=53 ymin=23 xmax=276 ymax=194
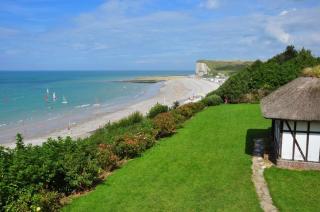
xmin=208 ymin=46 xmax=320 ymax=103
xmin=302 ymin=65 xmax=320 ymax=78
xmin=197 ymin=60 xmax=252 ymax=76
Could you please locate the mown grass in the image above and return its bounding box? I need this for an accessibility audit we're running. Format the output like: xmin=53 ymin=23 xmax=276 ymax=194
xmin=64 ymin=104 xmax=269 ymax=211
xmin=265 ymin=167 xmax=320 ymax=212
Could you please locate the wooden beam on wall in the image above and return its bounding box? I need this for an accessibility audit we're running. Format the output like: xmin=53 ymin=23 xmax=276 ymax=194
xmin=285 ymin=120 xmax=306 ymax=161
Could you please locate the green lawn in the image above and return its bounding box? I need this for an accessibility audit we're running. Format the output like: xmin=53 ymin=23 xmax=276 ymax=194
xmin=64 ymin=104 xmax=269 ymax=211
xmin=265 ymin=167 xmax=320 ymax=212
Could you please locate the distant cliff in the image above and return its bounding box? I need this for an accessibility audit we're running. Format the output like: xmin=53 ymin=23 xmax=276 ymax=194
xmin=195 ymin=60 xmax=253 ymax=77
xmin=195 ymin=62 xmax=210 ymax=76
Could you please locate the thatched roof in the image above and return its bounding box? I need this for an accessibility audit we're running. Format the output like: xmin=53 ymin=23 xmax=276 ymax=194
xmin=261 ymin=77 xmax=320 ymax=121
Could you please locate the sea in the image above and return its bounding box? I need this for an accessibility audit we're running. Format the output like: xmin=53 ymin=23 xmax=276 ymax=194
xmin=0 ymin=71 xmax=192 ymax=144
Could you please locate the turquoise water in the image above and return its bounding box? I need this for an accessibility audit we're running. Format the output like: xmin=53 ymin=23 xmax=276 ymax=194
xmin=0 ymin=71 xmax=192 ymax=143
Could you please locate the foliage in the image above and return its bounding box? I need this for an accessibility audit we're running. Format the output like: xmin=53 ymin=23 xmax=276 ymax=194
xmin=5 ymin=189 xmax=61 ymax=212
xmin=201 ymin=94 xmax=223 ymax=106
xmin=197 ymin=60 xmax=253 ymax=76
xmin=147 ymin=103 xmax=169 ymax=118
xmin=15 ymin=133 xmax=24 ymax=150
xmin=239 ymin=89 xmax=271 ymax=103
xmin=302 ymin=65 xmax=320 ymax=78
xmin=172 ymin=101 xmax=180 ymax=109
xmin=209 ymin=46 xmax=320 ymax=103
xmin=96 ymin=144 xmax=119 ymax=170
xmin=153 ymin=112 xmax=176 ymax=138
xmin=174 ymin=102 xmax=205 ymax=119
xmin=174 ymin=104 xmax=193 ymax=119
xmin=112 ymin=111 xmax=144 ymax=128
xmin=113 ymin=133 xmax=156 ymax=158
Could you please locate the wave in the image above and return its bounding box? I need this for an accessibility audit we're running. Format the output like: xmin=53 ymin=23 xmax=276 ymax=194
xmin=0 ymin=123 xmax=7 ymax=128
xmin=47 ymin=117 xmax=59 ymax=121
xmin=75 ymin=104 xmax=91 ymax=109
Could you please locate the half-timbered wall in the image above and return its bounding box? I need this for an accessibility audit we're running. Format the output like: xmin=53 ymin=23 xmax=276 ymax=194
xmin=274 ymin=120 xmax=320 ymax=163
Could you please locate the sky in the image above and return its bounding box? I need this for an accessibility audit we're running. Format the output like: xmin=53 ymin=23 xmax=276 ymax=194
xmin=0 ymin=0 xmax=319 ymax=71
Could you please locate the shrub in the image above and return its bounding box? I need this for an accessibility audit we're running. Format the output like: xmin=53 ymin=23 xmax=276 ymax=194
xmin=147 ymin=103 xmax=169 ymax=118
xmin=61 ymin=144 xmax=100 ymax=191
xmin=172 ymin=101 xmax=180 ymax=109
xmin=201 ymin=94 xmax=223 ymax=106
xmin=113 ymin=133 xmax=155 ymax=158
xmin=188 ymin=102 xmax=205 ymax=113
xmin=97 ymin=144 xmax=119 ymax=171
xmin=239 ymin=89 xmax=270 ymax=103
xmin=175 ymin=102 xmax=205 ymax=119
xmin=170 ymin=110 xmax=186 ymax=125
xmin=5 ymin=188 xmax=61 ymax=212
xmin=15 ymin=133 xmax=25 ymax=150
xmin=303 ymin=65 xmax=320 ymax=78
xmin=34 ymin=190 xmax=61 ymax=212
xmin=175 ymin=104 xmax=193 ymax=119
xmin=153 ymin=112 xmax=176 ymax=138
xmin=113 ymin=111 xmax=144 ymax=128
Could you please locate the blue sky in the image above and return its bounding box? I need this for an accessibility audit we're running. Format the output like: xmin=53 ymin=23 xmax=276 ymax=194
xmin=0 ymin=0 xmax=319 ymax=70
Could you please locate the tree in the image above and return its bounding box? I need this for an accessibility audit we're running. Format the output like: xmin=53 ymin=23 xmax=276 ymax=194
xmin=15 ymin=133 xmax=25 ymax=150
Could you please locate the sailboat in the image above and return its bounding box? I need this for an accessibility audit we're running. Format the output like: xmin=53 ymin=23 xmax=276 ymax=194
xmin=53 ymin=92 xmax=57 ymax=101
xmin=46 ymin=88 xmax=49 ymax=95
xmin=62 ymin=96 xmax=68 ymax=104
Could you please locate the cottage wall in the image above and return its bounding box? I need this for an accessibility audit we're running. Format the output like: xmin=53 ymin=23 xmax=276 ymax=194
xmin=274 ymin=120 xmax=320 ymax=163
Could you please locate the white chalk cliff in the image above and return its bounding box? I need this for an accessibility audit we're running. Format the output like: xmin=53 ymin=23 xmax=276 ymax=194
xmin=195 ymin=62 xmax=210 ymax=76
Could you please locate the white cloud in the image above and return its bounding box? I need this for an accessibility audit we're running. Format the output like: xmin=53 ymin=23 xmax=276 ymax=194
xmin=266 ymin=8 xmax=320 ymax=46
xmin=266 ymin=22 xmax=291 ymax=44
xmin=279 ymin=10 xmax=289 ymax=16
xmin=200 ymin=0 xmax=219 ymax=10
xmin=279 ymin=8 xmax=297 ymax=16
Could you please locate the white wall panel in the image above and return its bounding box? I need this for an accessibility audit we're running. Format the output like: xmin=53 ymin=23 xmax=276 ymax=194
xmin=308 ymin=133 xmax=320 ymax=162
xmin=294 ymin=133 xmax=307 ymax=161
xmin=281 ymin=132 xmax=293 ymax=160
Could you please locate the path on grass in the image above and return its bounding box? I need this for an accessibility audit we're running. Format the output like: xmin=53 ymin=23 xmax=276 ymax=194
xmin=252 ymin=157 xmax=278 ymax=212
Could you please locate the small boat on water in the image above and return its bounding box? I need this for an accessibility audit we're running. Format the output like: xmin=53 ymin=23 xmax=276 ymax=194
xmin=53 ymin=92 xmax=57 ymax=101
xmin=62 ymin=96 xmax=68 ymax=104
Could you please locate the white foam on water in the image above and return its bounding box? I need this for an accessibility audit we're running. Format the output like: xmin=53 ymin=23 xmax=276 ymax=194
xmin=47 ymin=117 xmax=59 ymax=121
xmin=0 ymin=123 xmax=7 ymax=128
xmin=75 ymin=104 xmax=90 ymax=109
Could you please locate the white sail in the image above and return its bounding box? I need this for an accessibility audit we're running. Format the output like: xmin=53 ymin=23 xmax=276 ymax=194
xmin=62 ymin=96 xmax=68 ymax=104
xmin=53 ymin=92 xmax=56 ymax=101
xmin=46 ymin=88 xmax=49 ymax=95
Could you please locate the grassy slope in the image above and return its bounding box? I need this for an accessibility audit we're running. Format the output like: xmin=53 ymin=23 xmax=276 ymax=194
xmin=265 ymin=167 xmax=320 ymax=212
xmin=64 ymin=104 xmax=269 ymax=211
xmin=197 ymin=60 xmax=252 ymax=76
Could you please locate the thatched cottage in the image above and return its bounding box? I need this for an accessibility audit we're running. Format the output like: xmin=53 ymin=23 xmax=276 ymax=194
xmin=261 ymin=77 xmax=320 ymax=169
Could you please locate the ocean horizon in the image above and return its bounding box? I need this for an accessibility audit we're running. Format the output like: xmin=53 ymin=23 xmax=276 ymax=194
xmin=0 ymin=70 xmax=192 ymax=143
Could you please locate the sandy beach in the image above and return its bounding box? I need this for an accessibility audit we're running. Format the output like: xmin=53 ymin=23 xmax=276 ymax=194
xmin=3 ymin=77 xmax=219 ymax=147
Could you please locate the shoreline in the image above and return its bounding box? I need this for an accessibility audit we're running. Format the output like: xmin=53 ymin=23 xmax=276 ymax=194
xmin=2 ymin=76 xmax=219 ymax=148
xmin=119 ymin=75 xmax=187 ymax=83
